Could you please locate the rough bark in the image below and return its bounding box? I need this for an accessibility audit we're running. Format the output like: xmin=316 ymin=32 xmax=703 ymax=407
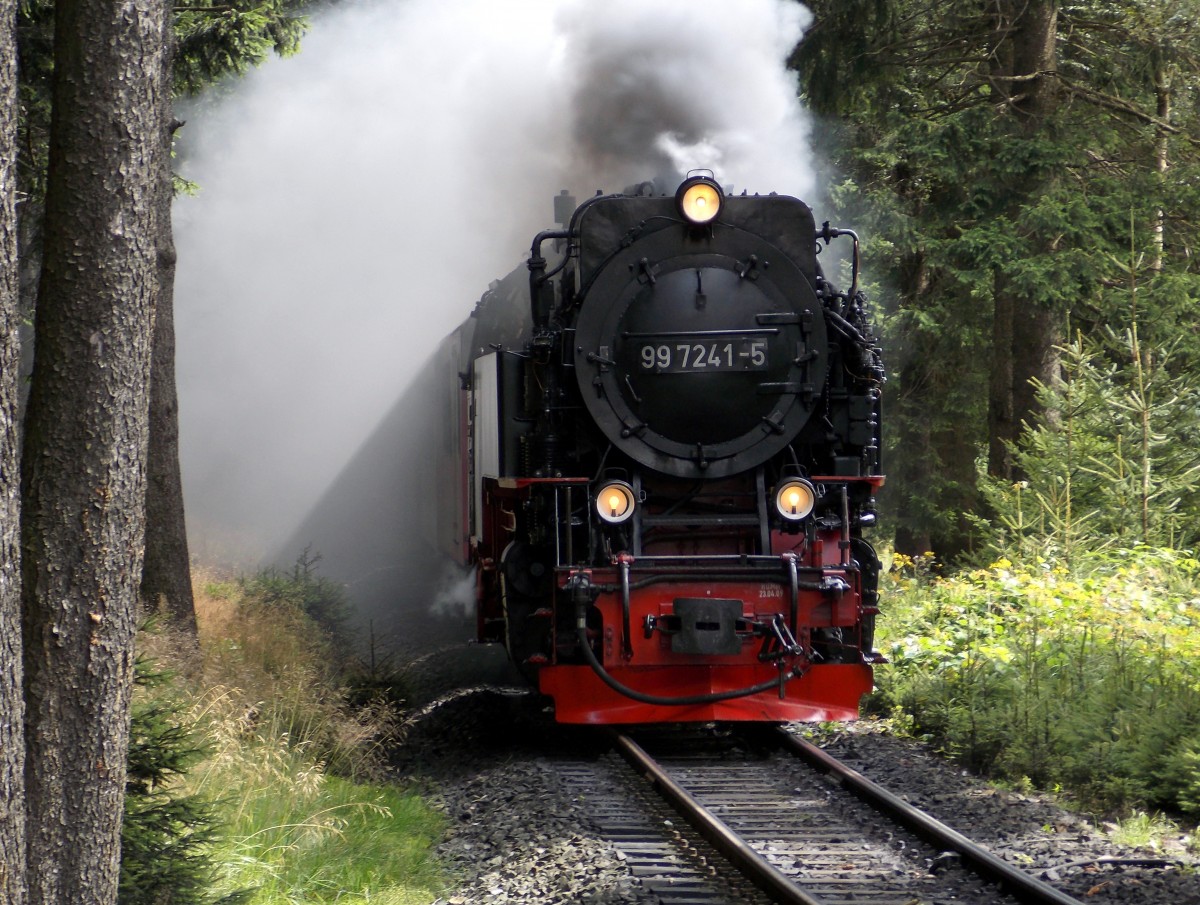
xmin=891 ymin=254 xmax=936 ymax=557
xmin=988 ymin=276 xmax=1016 ymax=479
xmin=891 ymin=254 xmax=984 ymax=561
xmin=1012 ymin=300 xmax=1061 ymax=435
xmin=141 ymin=201 xmax=198 ymax=637
xmin=1153 ymin=65 xmax=1170 ymax=274
xmin=986 ymin=0 xmax=1060 ymax=479
xmin=1007 ymin=0 xmax=1057 ymax=122
xmin=19 ymin=0 xmax=167 ymax=902
xmin=0 ymin=0 xmax=26 ymax=900
xmin=140 ymin=22 xmax=198 ymax=639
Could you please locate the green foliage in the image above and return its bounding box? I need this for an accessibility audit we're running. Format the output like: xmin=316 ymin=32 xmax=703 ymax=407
xmin=175 ymin=0 xmax=309 ymax=96
xmin=194 ymin=734 xmax=443 ymax=905
xmin=120 ymin=562 xmax=442 ymax=905
xmin=120 ymin=568 xmax=441 ymax=905
xmin=121 ymin=660 xmax=235 ymax=905
xmin=977 ymin=325 xmax=1200 ymax=558
xmin=239 ymin=548 xmax=352 ymax=641
xmin=1106 ymin=811 xmax=1182 ymax=851
xmin=200 ymin=566 xmax=393 ymax=779
xmin=186 ymin=574 xmax=442 ymax=904
xmin=796 ymin=0 xmax=1200 ymax=557
xmin=875 ymin=549 xmax=1200 ymax=816
xmin=13 ymin=0 xmax=309 ymax=214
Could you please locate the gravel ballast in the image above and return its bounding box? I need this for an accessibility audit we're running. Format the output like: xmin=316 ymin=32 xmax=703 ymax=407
xmin=394 ymin=687 xmax=1200 ymax=904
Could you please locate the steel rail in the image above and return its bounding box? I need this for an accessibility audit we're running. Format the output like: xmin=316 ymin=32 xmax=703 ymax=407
xmin=611 ymin=732 xmax=825 ymax=905
xmin=776 ymin=729 xmax=1083 ymax=905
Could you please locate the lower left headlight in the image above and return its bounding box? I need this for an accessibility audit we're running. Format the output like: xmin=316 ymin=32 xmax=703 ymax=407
xmin=595 ymin=480 xmax=636 ymax=524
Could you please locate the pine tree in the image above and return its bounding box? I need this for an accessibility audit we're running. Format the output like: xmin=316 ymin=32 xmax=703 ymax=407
xmin=794 ymin=0 xmax=1200 ymax=559
xmin=20 ymin=1 xmax=169 ymax=901
xmin=119 ymin=664 xmax=232 ymax=905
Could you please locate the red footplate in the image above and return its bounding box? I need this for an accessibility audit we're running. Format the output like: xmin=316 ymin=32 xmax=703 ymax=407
xmin=538 ymin=662 xmax=874 ymax=724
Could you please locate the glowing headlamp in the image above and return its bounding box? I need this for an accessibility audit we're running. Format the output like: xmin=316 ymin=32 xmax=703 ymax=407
xmin=595 ymin=480 xmax=636 ymax=524
xmin=676 ymin=176 xmax=723 ymax=225
xmin=774 ymin=479 xmax=816 ymax=522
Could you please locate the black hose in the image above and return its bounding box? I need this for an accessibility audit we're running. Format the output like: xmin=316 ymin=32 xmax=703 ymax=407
xmin=575 ymin=617 xmax=790 ymax=706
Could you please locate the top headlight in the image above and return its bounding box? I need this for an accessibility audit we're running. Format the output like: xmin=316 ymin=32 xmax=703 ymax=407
xmin=676 ymin=176 xmax=723 ymax=225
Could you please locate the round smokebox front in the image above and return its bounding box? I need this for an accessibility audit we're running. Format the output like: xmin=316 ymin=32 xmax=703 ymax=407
xmin=574 ymin=237 xmax=828 ymax=479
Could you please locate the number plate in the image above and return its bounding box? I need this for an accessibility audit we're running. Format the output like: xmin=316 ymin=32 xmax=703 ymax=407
xmin=638 ymin=339 xmax=770 ymax=373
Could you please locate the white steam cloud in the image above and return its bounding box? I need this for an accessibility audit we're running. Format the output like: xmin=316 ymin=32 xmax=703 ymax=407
xmin=175 ymin=0 xmax=815 ymax=565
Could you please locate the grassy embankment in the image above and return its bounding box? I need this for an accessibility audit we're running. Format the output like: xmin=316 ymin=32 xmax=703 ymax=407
xmin=135 ymin=569 xmax=445 ymax=905
xmin=871 ymin=546 xmax=1200 ymax=844
xmin=140 ymin=544 xmax=1200 ymax=898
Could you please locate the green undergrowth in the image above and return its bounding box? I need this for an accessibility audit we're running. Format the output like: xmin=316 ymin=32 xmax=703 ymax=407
xmin=187 ymin=702 xmax=441 ymax=904
xmin=132 ymin=566 xmax=444 ymax=905
xmin=871 ymin=547 xmax=1200 ymax=820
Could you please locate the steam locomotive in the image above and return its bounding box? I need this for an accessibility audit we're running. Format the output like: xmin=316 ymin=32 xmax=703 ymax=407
xmin=438 ymin=175 xmax=885 ymax=723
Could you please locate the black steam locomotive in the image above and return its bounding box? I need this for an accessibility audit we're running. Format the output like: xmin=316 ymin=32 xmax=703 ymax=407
xmin=441 ymin=175 xmax=884 ymax=723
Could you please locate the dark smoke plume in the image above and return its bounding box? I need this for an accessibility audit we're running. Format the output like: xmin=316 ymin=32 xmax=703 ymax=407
xmin=558 ymin=0 xmax=812 ymax=191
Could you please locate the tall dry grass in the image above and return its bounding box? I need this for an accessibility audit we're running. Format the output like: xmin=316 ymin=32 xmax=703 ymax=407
xmin=137 ymin=568 xmax=443 ymax=904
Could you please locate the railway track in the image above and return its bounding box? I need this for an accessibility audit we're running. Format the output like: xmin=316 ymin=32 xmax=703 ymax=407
xmin=554 ymin=726 xmax=1084 ymax=905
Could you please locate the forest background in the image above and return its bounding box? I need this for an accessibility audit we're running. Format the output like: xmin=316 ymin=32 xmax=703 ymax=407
xmin=799 ymin=0 xmax=1200 ymax=559
xmin=4 ymin=1 xmax=1200 ymax=904
xmin=797 ymin=0 xmax=1200 ymax=831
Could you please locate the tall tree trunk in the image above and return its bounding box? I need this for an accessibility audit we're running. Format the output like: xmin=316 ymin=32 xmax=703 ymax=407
xmin=141 ymin=192 xmax=197 ymax=637
xmin=892 ymin=350 xmax=935 ymax=557
xmin=930 ymin=418 xmax=984 ymax=561
xmin=0 ymin=0 xmax=26 ymax=899
xmin=1012 ymin=300 xmax=1061 ymax=437
xmin=1153 ymin=64 xmax=1170 ymax=274
xmin=19 ymin=0 xmax=167 ymax=903
xmin=986 ymin=0 xmax=1060 ymax=479
xmin=1007 ymin=0 xmax=1057 ymax=122
xmin=988 ymin=275 xmax=1015 ymax=480
xmin=141 ymin=21 xmax=198 ymax=639
xmin=889 ymin=253 xmax=984 ymax=561
xmin=889 ymin=254 xmax=936 ymax=557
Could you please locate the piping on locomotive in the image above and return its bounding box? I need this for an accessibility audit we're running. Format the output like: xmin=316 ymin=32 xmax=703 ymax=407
xmin=444 ymin=175 xmax=885 ymax=723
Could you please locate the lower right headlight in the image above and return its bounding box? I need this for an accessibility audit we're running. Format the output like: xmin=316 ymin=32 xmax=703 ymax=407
xmin=774 ymin=479 xmax=816 ymax=522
